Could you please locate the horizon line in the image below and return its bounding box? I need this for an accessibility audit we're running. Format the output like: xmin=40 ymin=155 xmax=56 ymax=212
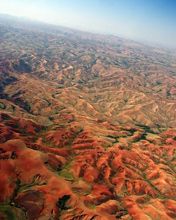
xmin=0 ymin=12 xmax=175 ymax=51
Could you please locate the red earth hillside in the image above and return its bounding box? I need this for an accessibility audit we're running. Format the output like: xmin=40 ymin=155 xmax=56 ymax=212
xmin=0 ymin=16 xmax=176 ymax=220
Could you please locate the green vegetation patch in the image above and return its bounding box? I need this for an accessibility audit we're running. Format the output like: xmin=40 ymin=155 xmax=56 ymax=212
xmin=58 ymin=162 xmax=74 ymax=181
xmin=0 ymin=102 xmax=5 ymax=109
xmin=86 ymin=202 xmax=96 ymax=209
xmin=58 ymin=169 xmax=74 ymax=181
xmin=146 ymin=133 xmax=160 ymax=139
xmin=0 ymin=205 xmax=26 ymax=220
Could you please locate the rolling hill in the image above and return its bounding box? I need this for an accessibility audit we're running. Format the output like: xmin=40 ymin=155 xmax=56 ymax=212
xmin=0 ymin=15 xmax=176 ymax=220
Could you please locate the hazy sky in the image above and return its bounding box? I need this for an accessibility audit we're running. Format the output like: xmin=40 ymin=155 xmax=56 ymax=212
xmin=0 ymin=0 xmax=176 ymax=48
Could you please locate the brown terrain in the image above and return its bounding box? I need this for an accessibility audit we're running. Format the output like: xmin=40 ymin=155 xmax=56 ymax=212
xmin=0 ymin=15 xmax=176 ymax=220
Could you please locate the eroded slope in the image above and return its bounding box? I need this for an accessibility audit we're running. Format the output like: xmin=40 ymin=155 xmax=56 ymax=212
xmin=0 ymin=17 xmax=176 ymax=220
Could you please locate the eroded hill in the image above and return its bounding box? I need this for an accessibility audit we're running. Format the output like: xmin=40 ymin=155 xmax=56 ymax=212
xmin=0 ymin=16 xmax=176 ymax=220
